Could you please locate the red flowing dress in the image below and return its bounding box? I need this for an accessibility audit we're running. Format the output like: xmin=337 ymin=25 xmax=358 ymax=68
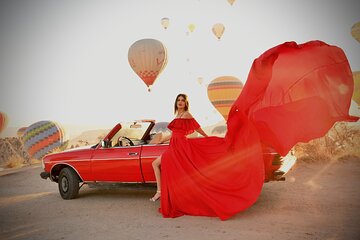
xmin=160 ymin=40 xmax=358 ymax=220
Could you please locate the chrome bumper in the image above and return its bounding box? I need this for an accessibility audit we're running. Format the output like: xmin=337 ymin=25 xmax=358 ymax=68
xmin=40 ymin=172 xmax=50 ymax=179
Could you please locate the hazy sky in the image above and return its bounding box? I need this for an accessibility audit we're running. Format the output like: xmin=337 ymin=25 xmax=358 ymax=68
xmin=0 ymin=0 xmax=359 ymax=137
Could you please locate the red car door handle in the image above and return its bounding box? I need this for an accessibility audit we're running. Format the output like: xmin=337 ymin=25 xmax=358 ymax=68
xmin=128 ymin=152 xmax=138 ymax=156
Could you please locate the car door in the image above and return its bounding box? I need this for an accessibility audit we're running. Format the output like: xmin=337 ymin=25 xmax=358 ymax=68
xmin=91 ymin=145 xmax=142 ymax=182
xmin=140 ymin=144 xmax=168 ymax=182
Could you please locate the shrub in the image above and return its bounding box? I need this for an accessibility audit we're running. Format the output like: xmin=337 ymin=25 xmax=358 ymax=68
xmin=294 ymin=122 xmax=360 ymax=163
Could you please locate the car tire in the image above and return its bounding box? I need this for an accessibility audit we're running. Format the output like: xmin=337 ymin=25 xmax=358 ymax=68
xmin=58 ymin=167 xmax=80 ymax=200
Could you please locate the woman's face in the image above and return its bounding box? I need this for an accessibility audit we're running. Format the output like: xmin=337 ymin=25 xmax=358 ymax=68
xmin=176 ymin=96 xmax=186 ymax=110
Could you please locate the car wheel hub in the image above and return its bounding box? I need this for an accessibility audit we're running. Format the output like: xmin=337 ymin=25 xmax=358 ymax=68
xmin=61 ymin=177 xmax=69 ymax=192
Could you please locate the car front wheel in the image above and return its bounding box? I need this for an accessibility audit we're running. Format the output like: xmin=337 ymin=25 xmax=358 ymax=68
xmin=58 ymin=167 xmax=80 ymax=200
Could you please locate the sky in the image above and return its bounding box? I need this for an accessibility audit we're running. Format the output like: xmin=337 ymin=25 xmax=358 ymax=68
xmin=0 ymin=0 xmax=359 ymax=138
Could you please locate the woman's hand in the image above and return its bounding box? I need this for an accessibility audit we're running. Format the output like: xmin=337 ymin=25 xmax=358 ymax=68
xmin=149 ymin=133 xmax=163 ymax=144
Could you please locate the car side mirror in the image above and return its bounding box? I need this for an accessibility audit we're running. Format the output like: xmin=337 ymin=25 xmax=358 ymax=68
xmin=101 ymin=140 xmax=111 ymax=148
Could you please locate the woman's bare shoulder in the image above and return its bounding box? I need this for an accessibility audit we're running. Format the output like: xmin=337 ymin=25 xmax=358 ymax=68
xmin=182 ymin=111 xmax=194 ymax=119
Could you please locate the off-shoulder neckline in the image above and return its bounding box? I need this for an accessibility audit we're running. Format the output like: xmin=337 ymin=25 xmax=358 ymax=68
xmin=173 ymin=117 xmax=195 ymax=120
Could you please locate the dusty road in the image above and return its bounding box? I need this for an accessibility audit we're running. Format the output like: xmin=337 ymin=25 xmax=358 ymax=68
xmin=0 ymin=159 xmax=359 ymax=240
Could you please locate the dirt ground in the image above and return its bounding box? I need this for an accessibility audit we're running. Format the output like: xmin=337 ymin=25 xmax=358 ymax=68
xmin=0 ymin=159 xmax=359 ymax=240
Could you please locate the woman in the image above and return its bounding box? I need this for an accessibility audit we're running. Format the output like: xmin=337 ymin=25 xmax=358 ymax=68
xmin=150 ymin=93 xmax=208 ymax=202
xmin=151 ymin=40 xmax=358 ymax=220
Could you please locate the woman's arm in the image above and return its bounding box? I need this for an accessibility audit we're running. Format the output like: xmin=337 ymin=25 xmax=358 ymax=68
xmin=196 ymin=128 xmax=208 ymax=137
xmin=160 ymin=133 xmax=172 ymax=143
xmin=182 ymin=111 xmax=208 ymax=137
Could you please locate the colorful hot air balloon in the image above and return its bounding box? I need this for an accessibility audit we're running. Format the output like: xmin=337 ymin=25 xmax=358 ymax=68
xmin=351 ymin=22 xmax=360 ymax=43
xmin=128 ymin=39 xmax=168 ymax=92
xmin=207 ymin=76 xmax=243 ymax=120
xmin=212 ymin=23 xmax=225 ymax=40
xmin=161 ymin=17 xmax=170 ymax=30
xmin=17 ymin=127 xmax=27 ymax=138
xmin=22 ymin=120 xmax=65 ymax=159
xmin=227 ymin=0 xmax=236 ymax=6
xmin=353 ymin=71 xmax=360 ymax=105
xmin=0 ymin=112 xmax=8 ymax=134
xmin=188 ymin=23 xmax=196 ymax=33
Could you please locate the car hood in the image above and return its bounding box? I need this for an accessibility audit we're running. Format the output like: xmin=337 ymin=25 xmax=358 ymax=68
xmin=43 ymin=145 xmax=95 ymax=161
xmin=62 ymin=145 xmax=93 ymax=152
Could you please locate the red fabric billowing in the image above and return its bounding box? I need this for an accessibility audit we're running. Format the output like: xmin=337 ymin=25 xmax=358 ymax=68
xmin=159 ymin=40 xmax=358 ymax=220
xmin=228 ymin=41 xmax=358 ymax=155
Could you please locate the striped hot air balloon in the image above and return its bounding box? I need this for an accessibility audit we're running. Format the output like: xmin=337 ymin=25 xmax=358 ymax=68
xmin=0 ymin=112 xmax=8 ymax=134
xmin=22 ymin=121 xmax=65 ymax=159
xmin=128 ymin=38 xmax=168 ymax=92
xmin=17 ymin=127 xmax=27 ymax=138
xmin=207 ymin=76 xmax=243 ymax=120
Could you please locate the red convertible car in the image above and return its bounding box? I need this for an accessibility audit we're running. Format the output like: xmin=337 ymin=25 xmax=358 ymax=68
xmin=40 ymin=120 xmax=296 ymax=199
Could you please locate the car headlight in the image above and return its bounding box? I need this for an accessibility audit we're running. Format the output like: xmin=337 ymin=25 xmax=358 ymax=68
xmin=41 ymin=159 xmax=45 ymax=169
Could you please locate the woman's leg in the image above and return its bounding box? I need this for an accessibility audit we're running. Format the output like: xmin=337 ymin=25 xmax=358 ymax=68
xmin=150 ymin=156 xmax=161 ymax=201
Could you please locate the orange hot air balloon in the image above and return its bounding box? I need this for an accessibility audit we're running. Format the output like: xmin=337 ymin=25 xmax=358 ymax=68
xmin=227 ymin=0 xmax=236 ymax=6
xmin=353 ymin=71 xmax=360 ymax=105
xmin=0 ymin=112 xmax=8 ymax=134
xmin=128 ymin=39 xmax=168 ymax=92
xmin=161 ymin=17 xmax=170 ymax=30
xmin=212 ymin=23 xmax=225 ymax=40
xmin=351 ymin=22 xmax=360 ymax=43
xmin=207 ymin=76 xmax=243 ymax=120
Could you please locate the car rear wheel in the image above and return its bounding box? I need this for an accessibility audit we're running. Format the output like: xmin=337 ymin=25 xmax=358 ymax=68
xmin=58 ymin=167 xmax=80 ymax=200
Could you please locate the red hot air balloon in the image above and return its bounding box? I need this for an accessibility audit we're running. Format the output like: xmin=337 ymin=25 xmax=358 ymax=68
xmin=0 ymin=112 xmax=8 ymax=134
xmin=128 ymin=39 xmax=168 ymax=92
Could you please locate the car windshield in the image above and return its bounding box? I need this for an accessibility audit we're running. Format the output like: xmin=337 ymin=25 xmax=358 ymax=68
xmin=110 ymin=121 xmax=151 ymax=143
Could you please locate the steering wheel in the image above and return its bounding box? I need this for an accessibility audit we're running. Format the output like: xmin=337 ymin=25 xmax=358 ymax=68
xmin=119 ymin=136 xmax=134 ymax=146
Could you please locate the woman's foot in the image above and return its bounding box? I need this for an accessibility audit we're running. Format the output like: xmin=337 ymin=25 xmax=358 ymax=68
xmin=149 ymin=190 xmax=161 ymax=202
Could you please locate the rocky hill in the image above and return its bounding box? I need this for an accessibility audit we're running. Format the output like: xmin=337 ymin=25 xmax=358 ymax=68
xmin=0 ymin=137 xmax=31 ymax=167
xmin=68 ymin=129 xmax=110 ymax=148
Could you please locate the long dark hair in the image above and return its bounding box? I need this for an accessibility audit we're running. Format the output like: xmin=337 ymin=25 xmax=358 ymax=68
xmin=174 ymin=93 xmax=189 ymax=114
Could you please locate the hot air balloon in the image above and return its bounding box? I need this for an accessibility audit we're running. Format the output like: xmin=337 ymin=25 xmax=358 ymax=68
xmin=128 ymin=39 xmax=168 ymax=92
xmin=351 ymin=22 xmax=360 ymax=43
xmin=197 ymin=77 xmax=203 ymax=85
xmin=227 ymin=0 xmax=236 ymax=6
xmin=207 ymin=76 xmax=243 ymax=120
xmin=22 ymin=120 xmax=65 ymax=160
xmin=188 ymin=24 xmax=196 ymax=33
xmin=353 ymin=71 xmax=360 ymax=105
xmin=17 ymin=127 xmax=27 ymax=138
xmin=212 ymin=23 xmax=225 ymax=40
xmin=0 ymin=112 xmax=8 ymax=134
xmin=161 ymin=17 xmax=170 ymax=30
